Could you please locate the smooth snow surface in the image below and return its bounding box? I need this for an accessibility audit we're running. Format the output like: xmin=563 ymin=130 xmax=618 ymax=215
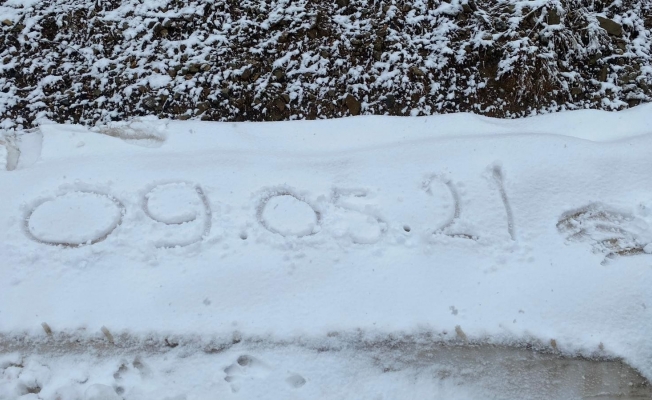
xmin=259 ymin=194 xmax=319 ymax=237
xmin=1 ymin=105 xmax=652 ymax=399
xmin=26 ymin=191 xmax=124 ymax=246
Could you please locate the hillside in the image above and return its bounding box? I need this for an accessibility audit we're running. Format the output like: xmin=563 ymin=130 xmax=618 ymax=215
xmin=1 ymin=0 xmax=651 ymax=128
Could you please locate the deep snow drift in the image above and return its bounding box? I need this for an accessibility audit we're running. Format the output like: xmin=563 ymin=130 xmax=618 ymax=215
xmin=1 ymin=105 xmax=652 ymax=399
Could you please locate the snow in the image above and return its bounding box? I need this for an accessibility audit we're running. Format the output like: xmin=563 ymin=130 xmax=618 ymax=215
xmin=0 ymin=140 xmax=7 ymax=170
xmin=26 ymin=191 xmax=124 ymax=246
xmin=85 ymin=385 xmax=121 ymax=400
xmin=259 ymin=193 xmax=319 ymax=237
xmin=1 ymin=105 xmax=652 ymax=398
xmin=2 ymin=0 xmax=651 ymax=128
xmin=145 ymin=183 xmax=203 ymax=225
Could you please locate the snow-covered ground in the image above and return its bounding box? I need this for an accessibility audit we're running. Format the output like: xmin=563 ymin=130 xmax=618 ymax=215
xmin=1 ymin=106 xmax=652 ymax=399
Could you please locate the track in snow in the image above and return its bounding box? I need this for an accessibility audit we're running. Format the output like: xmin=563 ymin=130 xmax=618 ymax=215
xmin=0 ymin=334 xmax=649 ymax=400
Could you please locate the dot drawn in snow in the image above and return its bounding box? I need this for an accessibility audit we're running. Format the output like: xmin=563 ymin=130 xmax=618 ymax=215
xmin=24 ymin=191 xmax=125 ymax=247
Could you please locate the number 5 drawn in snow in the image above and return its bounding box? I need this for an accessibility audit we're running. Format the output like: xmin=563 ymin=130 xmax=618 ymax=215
xmin=331 ymin=188 xmax=387 ymax=244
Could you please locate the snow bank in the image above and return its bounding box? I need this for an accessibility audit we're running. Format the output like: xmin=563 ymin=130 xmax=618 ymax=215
xmin=1 ymin=0 xmax=650 ymax=127
xmin=0 ymin=106 xmax=651 ymax=398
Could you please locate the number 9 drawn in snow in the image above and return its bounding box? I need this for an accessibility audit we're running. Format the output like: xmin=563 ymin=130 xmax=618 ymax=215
xmin=142 ymin=182 xmax=212 ymax=248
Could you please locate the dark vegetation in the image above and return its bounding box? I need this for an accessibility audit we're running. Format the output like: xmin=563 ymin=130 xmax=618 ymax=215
xmin=0 ymin=0 xmax=650 ymax=128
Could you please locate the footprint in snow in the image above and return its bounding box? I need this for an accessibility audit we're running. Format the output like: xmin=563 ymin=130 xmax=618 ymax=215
xmin=557 ymin=203 xmax=652 ymax=259
xmin=223 ymin=355 xmax=306 ymax=393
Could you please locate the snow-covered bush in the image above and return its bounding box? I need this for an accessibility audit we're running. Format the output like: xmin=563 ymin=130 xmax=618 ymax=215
xmin=0 ymin=0 xmax=650 ymax=128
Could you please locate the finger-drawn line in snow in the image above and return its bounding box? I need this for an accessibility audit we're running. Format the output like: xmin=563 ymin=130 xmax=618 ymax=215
xmin=423 ymin=175 xmax=476 ymax=240
xmin=557 ymin=203 xmax=649 ymax=259
xmin=331 ymin=188 xmax=387 ymax=244
xmin=224 ymin=355 xmax=306 ymax=393
xmin=23 ymin=191 xmax=126 ymax=247
xmin=142 ymin=182 xmax=212 ymax=248
xmin=491 ymin=165 xmax=516 ymax=240
xmin=257 ymin=188 xmax=321 ymax=238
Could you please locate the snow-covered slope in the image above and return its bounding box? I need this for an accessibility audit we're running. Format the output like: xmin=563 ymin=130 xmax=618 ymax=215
xmin=1 ymin=0 xmax=651 ymax=128
xmin=1 ymin=106 xmax=652 ymax=399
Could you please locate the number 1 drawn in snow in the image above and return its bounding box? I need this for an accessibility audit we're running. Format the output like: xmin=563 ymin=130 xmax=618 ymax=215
xmin=491 ymin=165 xmax=515 ymax=240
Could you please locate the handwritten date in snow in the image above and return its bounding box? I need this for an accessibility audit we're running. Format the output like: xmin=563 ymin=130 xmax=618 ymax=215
xmin=23 ymin=168 xmax=517 ymax=250
xmin=23 ymin=166 xmax=646 ymax=259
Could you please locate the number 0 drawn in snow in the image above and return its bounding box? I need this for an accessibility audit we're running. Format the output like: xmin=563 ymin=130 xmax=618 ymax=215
xmin=143 ymin=182 xmax=212 ymax=248
xmin=257 ymin=190 xmax=321 ymax=237
xmin=24 ymin=191 xmax=125 ymax=247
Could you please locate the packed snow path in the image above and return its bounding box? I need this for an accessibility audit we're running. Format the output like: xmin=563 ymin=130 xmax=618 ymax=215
xmin=1 ymin=106 xmax=652 ymax=399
